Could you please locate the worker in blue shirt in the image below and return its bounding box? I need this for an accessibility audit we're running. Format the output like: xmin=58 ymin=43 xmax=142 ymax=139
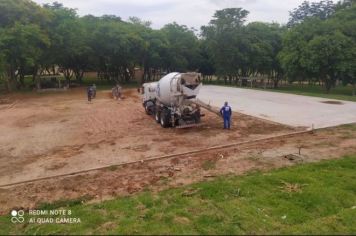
xmin=220 ymin=102 xmax=232 ymax=129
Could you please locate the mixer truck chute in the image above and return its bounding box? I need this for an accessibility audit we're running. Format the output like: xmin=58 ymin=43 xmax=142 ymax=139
xmin=142 ymin=72 xmax=208 ymax=128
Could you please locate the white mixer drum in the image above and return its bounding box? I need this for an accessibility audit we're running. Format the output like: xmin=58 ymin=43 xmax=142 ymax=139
xmin=156 ymin=72 xmax=202 ymax=106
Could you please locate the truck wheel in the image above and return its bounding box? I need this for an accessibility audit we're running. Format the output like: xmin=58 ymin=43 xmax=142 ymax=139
xmin=194 ymin=110 xmax=201 ymax=123
xmin=160 ymin=109 xmax=171 ymax=128
xmin=144 ymin=104 xmax=150 ymax=115
xmin=155 ymin=109 xmax=161 ymax=123
xmin=145 ymin=101 xmax=154 ymax=115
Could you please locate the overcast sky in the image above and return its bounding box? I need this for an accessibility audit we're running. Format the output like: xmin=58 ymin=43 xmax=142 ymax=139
xmin=32 ymin=0 xmax=319 ymax=29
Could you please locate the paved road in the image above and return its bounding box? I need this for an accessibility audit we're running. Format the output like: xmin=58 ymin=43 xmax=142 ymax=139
xmin=198 ymin=85 xmax=356 ymax=129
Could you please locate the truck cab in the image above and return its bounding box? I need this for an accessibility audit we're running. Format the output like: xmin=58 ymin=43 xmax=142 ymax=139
xmin=142 ymin=82 xmax=158 ymax=115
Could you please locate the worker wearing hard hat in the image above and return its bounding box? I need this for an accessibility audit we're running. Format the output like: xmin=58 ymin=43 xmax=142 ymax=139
xmin=220 ymin=102 xmax=232 ymax=129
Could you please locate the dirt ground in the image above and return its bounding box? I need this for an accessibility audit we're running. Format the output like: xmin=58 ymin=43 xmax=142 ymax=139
xmin=0 ymin=88 xmax=294 ymax=185
xmin=0 ymin=88 xmax=355 ymax=214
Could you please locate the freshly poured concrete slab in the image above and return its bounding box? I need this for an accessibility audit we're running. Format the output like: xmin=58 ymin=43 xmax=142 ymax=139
xmin=198 ymin=85 xmax=356 ymax=129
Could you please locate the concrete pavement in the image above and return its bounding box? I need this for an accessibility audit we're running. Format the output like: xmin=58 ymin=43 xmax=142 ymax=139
xmin=198 ymin=85 xmax=356 ymax=129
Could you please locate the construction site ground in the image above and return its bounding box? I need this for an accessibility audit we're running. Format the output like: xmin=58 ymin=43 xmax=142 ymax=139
xmin=0 ymin=88 xmax=355 ymax=214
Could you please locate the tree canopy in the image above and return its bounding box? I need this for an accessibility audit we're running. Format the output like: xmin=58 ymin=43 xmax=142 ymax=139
xmin=0 ymin=0 xmax=355 ymax=95
xmin=280 ymin=1 xmax=356 ymax=93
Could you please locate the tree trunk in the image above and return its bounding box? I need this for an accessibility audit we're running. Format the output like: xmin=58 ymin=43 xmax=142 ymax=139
xmin=34 ymin=73 xmax=41 ymax=90
xmin=2 ymin=71 xmax=11 ymax=92
xmin=63 ymin=68 xmax=73 ymax=85
xmin=74 ymin=69 xmax=84 ymax=83
xmin=19 ymin=74 xmax=25 ymax=88
xmin=142 ymin=66 xmax=148 ymax=84
xmin=148 ymin=69 xmax=152 ymax=81
xmin=5 ymin=64 xmax=17 ymax=91
xmin=273 ymin=78 xmax=279 ymax=89
xmin=325 ymin=79 xmax=332 ymax=94
xmin=18 ymin=66 xmax=25 ymax=89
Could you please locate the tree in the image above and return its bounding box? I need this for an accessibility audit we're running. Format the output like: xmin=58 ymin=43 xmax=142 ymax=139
xmin=138 ymin=28 xmax=169 ymax=83
xmin=335 ymin=0 xmax=355 ymax=11
xmin=43 ymin=3 xmax=91 ymax=84
xmin=201 ymin=8 xmax=285 ymax=86
xmin=88 ymin=18 xmax=136 ymax=83
xmin=0 ymin=0 xmax=354 ymax=94
xmin=161 ymin=23 xmax=201 ymax=72
xmin=245 ymin=22 xmax=285 ymax=88
xmin=0 ymin=0 xmax=50 ymax=90
xmin=198 ymin=40 xmax=216 ymax=80
xmin=201 ymin=8 xmax=250 ymax=84
xmin=0 ymin=23 xmax=49 ymax=90
xmin=280 ymin=7 xmax=356 ymax=94
xmin=278 ymin=19 xmax=320 ymax=86
xmin=331 ymin=2 xmax=356 ymax=95
xmin=209 ymin=8 xmax=249 ymax=30
xmin=287 ymin=0 xmax=336 ymax=27
xmin=128 ymin=16 xmax=152 ymax=28
xmin=304 ymin=30 xmax=353 ymax=92
xmin=0 ymin=50 xmax=6 ymax=87
xmin=0 ymin=0 xmax=50 ymax=28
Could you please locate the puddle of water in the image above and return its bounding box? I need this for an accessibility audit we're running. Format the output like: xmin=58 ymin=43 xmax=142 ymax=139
xmin=321 ymin=101 xmax=344 ymax=105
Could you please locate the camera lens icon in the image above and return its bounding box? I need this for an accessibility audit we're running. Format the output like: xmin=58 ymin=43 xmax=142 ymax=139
xmin=11 ymin=210 xmax=25 ymax=223
xmin=11 ymin=210 xmax=17 ymax=217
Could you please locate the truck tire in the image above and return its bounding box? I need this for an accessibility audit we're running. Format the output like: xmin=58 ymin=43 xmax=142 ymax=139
xmin=145 ymin=101 xmax=154 ymax=115
xmin=194 ymin=110 xmax=201 ymax=123
xmin=155 ymin=108 xmax=161 ymax=123
xmin=160 ymin=109 xmax=171 ymax=128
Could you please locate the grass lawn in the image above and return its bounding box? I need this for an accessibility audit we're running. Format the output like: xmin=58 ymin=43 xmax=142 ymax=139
xmin=204 ymin=80 xmax=356 ymax=102
xmin=260 ymin=85 xmax=356 ymax=102
xmin=1 ymin=156 xmax=355 ymax=235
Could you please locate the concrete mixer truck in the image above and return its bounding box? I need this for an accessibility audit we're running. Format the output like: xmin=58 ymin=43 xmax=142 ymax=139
xmin=141 ymin=72 xmax=207 ymax=128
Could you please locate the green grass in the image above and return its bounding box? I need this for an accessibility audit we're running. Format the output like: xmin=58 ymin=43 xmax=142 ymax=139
xmin=0 ymin=156 xmax=355 ymax=234
xmin=261 ymin=85 xmax=356 ymax=102
xmin=204 ymin=80 xmax=356 ymax=102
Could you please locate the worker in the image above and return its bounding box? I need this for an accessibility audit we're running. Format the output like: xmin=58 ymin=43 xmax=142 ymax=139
xmin=220 ymin=101 xmax=232 ymax=129
xmin=117 ymin=84 xmax=122 ymax=100
xmin=111 ymin=84 xmax=122 ymax=100
xmin=116 ymin=84 xmax=122 ymax=100
xmin=111 ymin=86 xmax=117 ymax=99
xmin=92 ymin=84 xmax=97 ymax=98
xmin=112 ymin=85 xmax=118 ymax=100
xmin=87 ymin=86 xmax=93 ymax=102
